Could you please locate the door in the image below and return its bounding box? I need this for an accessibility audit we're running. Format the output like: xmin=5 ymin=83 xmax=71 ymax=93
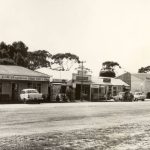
xmin=12 ymin=83 xmax=19 ymax=102
xmin=75 ymin=84 xmax=81 ymax=100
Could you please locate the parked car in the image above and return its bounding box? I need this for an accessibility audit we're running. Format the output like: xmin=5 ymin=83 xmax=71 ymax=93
xmin=133 ymin=92 xmax=146 ymax=101
xmin=113 ymin=92 xmax=125 ymax=101
xmin=20 ymin=89 xmax=43 ymax=103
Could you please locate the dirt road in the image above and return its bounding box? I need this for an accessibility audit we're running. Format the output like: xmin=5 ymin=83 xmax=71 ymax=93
xmin=1 ymin=101 xmax=150 ymax=138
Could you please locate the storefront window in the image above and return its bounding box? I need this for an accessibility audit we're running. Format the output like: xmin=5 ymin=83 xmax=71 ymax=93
xmin=28 ymin=83 xmax=32 ymax=88
xmin=37 ymin=84 xmax=41 ymax=93
xmin=33 ymin=83 xmax=36 ymax=89
xmin=93 ymin=88 xmax=98 ymax=93
xmin=60 ymin=85 xmax=66 ymax=93
xmin=113 ymin=87 xmax=117 ymax=96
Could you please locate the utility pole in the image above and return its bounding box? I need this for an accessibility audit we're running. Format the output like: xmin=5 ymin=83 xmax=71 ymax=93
xmin=80 ymin=61 xmax=86 ymax=101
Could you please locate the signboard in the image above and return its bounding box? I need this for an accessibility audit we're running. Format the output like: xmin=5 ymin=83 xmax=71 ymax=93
xmin=76 ymin=76 xmax=89 ymax=81
xmin=91 ymin=84 xmax=99 ymax=88
xmin=53 ymin=79 xmax=67 ymax=83
xmin=0 ymin=74 xmax=50 ymax=81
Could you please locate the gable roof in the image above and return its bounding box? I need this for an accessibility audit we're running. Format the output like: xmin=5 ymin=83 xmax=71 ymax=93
xmin=132 ymin=73 xmax=150 ymax=80
xmin=0 ymin=65 xmax=50 ymax=77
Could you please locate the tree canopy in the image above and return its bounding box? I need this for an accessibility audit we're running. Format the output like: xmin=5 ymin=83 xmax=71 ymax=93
xmin=99 ymin=61 xmax=121 ymax=77
xmin=28 ymin=50 xmax=52 ymax=70
xmin=0 ymin=41 xmax=28 ymax=66
xmin=51 ymin=53 xmax=80 ymax=71
xmin=0 ymin=41 xmax=52 ymax=69
xmin=138 ymin=66 xmax=150 ymax=73
xmin=0 ymin=41 xmax=80 ymax=71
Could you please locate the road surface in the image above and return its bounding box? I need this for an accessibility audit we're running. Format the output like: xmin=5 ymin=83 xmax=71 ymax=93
xmin=1 ymin=101 xmax=150 ymax=138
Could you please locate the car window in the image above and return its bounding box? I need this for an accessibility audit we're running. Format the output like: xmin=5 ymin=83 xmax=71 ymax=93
xmin=27 ymin=90 xmax=38 ymax=93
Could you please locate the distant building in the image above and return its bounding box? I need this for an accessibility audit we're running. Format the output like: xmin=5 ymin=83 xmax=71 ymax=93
xmin=36 ymin=68 xmax=72 ymax=101
xmin=37 ymin=67 xmax=129 ymax=101
xmin=0 ymin=65 xmax=50 ymax=103
xmin=116 ymin=72 xmax=150 ymax=96
xmin=71 ymin=70 xmax=129 ymax=101
xmin=90 ymin=76 xmax=129 ymax=101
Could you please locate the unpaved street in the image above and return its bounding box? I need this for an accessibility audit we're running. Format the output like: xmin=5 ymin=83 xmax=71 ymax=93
xmin=1 ymin=101 xmax=150 ymax=149
xmin=1 ymin=101 xmax=150 ymax=137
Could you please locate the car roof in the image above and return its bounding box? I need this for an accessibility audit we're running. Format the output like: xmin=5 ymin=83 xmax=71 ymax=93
xmin=135 ymin=92 xmax=142 ymax=93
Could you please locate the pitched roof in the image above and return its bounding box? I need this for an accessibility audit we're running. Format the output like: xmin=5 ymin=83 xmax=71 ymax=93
xmin=116 ymin=72 xmax=131 ymax=79
xmin=0 ymin=65 xmax=50 ymax=77
xmin=132 ymin=73 xmax=150 ymax=80
xmin=91 ymin=77 xmax=129 ymax=86
xmin=36 ymin=67 xmax=72 ymax=80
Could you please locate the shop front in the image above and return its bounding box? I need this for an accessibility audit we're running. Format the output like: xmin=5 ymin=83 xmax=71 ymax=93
xmin=50 ymin=79 xmax=68 ymax=102
xmin=71 ymin=70 xmax=92 ymax=100
xmin=91 ymin=77 xmax=129 ymax=101
xmin=0 ymin=65 xmax=50 ymax=103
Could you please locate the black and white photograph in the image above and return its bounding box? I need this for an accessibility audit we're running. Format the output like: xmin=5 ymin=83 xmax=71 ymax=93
xmin=1 ymin=0 xmax=150 ymax=149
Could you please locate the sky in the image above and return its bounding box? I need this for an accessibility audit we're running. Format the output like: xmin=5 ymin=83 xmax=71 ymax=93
xmin=0 ymin=0 xmax=150 ymax=76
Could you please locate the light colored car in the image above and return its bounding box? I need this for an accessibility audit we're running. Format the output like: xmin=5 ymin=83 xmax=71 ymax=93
xmin=134 ymin=92 xmax=146 ymax=101
xmin=20 ymin=89 xmax=43 ymax=103
xmin=113 ymin=92 xmax=125 ymax=101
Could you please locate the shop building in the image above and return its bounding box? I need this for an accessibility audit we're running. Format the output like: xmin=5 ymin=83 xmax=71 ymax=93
xmin=35 ymin=67 xmax=72 ymax=101
xmin=72 ymin=70 xmax=92 ymax=100
xmin=91 ymin=77 xmax=129 ymax=101
xmin=71 ymin=70 xmax=129 ymax=101
xmin=0 ymin=65 xmax=50 ymax=103
xmin=116 ymin=72 xmax=150 ymax=97
xmin=36 ymin=67 xmax=129 ymax=102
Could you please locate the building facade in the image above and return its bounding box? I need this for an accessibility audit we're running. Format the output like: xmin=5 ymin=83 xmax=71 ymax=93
xmin=0 ymin=65 xmax=50 ymax=103
xmin=71 ymin=70 xmax=129 ymax=101
xmin=116 ymin=72 xmax=150 ymax=97
xmin=90 ymin=77 xmax=129 ymax=101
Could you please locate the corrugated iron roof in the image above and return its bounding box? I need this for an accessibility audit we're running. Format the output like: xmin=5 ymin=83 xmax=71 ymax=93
xmin=0 ymin=65 xmax=50 ymax=77
xmin=91 ymin=77 xmax=129 ymax=86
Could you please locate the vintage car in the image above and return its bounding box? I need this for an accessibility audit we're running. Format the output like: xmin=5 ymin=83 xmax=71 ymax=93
xmin=20 ymin=89 xmax=43 ymax=103
xmin=133 ymin=92 xmax=146 ymax=101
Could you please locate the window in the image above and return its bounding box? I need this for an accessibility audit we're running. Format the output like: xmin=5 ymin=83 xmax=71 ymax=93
xmin=93 ymin=88 xmax=98 ymax=93
xmin=113 ymin=87 xmax=117 ymax=96
xmin=27 ymin=89 xmax=38 ymax=93
xmin=60 ymin=85 xmax=66 ymax=93
xmin=37 ymin=84 xmax=41 ymax=93
xmin=33 ymin=83 xmax=36 ymax=89
xmin=28 ymin=83 xmax=32 ymax=88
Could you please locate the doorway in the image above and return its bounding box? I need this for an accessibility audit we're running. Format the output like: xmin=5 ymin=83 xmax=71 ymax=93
xmin=75 ymin=84 xmax=90 ymax=100
xmin=12 ymin=83 xmax=19 ymax=102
